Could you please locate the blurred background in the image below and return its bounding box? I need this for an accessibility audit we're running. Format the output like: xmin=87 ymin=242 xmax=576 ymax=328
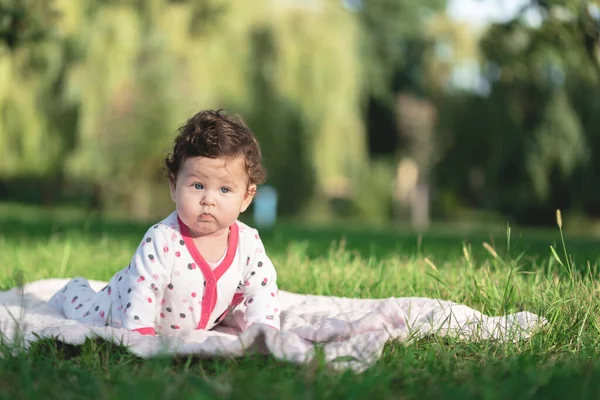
xmin=1 ymin=0 xmax=599 ymax=233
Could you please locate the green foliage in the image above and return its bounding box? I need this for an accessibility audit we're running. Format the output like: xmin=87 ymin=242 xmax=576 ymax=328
xmin=432 ymin=1 xmax=600 ymax=224
xmin=0 ymin=0 xmax=58 ymax=50
xmin=2 ymin=0 xmax=600 ymax=226
xmin=349 ymin=158 xmax=395 ymax=225
xmin=0 ymin=0 xmax=373 ymax=218
xmin=527 ymin=90 xmax=588 ymax=200
xmin=357 ymin=0 xmax=445 ymax=101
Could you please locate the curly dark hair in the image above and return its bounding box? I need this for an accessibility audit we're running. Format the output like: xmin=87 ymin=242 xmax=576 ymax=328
xmin=165 ymin=109 xmax=266 ymax=187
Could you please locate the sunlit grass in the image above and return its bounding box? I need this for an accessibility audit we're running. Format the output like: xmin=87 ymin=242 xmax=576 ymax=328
xmin=1 ymin=203 xmax=600 ymax=399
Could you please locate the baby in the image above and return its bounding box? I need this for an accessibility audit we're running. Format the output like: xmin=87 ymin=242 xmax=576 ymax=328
xmin=50 ymin=110 xmax=281 ymax=335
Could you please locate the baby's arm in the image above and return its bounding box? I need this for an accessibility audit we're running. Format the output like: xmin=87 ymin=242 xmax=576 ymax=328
xmin=242 ymin=230 xmax=281 ymax=330
xmin=117 ymin=225 xmax=174 ymax=335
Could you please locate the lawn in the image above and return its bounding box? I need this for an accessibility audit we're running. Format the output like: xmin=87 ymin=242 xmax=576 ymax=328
xmin=1 ymin=202 xmax=600 ymax=399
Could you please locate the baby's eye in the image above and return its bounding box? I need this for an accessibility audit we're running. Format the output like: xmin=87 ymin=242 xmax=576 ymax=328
xmin=193 ymin=183 xmax=204 ymax=190
xmin=220 ymin=187 xmax=230 ymax=194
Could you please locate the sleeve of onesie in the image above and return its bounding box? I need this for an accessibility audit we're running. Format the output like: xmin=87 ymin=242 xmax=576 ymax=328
xmin=241 ymin=229 xmax=281 ymax=330
xmin=117 ymin=224 xmax=174 ymax=334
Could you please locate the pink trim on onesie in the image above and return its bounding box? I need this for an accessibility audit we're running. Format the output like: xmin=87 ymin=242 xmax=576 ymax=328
xmin=133 ymin=327 xmax=156 ymax=336
xmin=178 ymin=217 xmax=239 ymax=330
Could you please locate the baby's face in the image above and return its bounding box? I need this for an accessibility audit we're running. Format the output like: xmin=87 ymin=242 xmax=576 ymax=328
xmin=170 ymin=155 xmax=255 ymax=238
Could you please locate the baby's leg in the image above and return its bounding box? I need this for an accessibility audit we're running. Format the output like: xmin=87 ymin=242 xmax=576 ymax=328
xmin=49 ymin=277 xmax=111 ymax=325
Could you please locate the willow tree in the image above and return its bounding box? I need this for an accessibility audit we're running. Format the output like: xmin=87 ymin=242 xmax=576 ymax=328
xmin=1 ymin=0 xmax=368 ymax=219
xmin=0 ymin=0 xmax=71 ymax=203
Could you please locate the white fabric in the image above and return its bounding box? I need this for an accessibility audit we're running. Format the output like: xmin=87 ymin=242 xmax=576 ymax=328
xmin=0 ymin=279 xmax=546 ymax=372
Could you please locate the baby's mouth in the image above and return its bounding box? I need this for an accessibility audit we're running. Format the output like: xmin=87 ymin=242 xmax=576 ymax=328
xmin=199 ymin=213 xmax=214 ymax=221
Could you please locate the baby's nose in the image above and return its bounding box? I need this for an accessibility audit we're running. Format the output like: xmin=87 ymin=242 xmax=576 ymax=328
xmin=201 ymin=192 xmax=216 ymax=205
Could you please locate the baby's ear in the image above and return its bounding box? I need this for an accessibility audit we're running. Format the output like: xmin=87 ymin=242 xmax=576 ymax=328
xmin=241 ymin=184 xmax=257 ymax=212
xmin=169 ymin=175 xmax=177 ymax=202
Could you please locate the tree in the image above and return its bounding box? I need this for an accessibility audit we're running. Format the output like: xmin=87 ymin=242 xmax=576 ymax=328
xmin=433 ymin=0 xmax=599 ymax=225
xmin=356 ymin=1 xmax=474 ymax=229
xmin=0 ymin=0 xmax=370 ymax=220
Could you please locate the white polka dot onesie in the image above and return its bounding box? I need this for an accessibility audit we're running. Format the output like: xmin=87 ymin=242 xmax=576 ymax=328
xmin=49 ymin=211 xmax=281 ymax=335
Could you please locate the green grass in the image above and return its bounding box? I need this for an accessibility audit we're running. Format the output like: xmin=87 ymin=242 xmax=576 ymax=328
xmin=2 ymin=202 xmax=600 ymax=399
